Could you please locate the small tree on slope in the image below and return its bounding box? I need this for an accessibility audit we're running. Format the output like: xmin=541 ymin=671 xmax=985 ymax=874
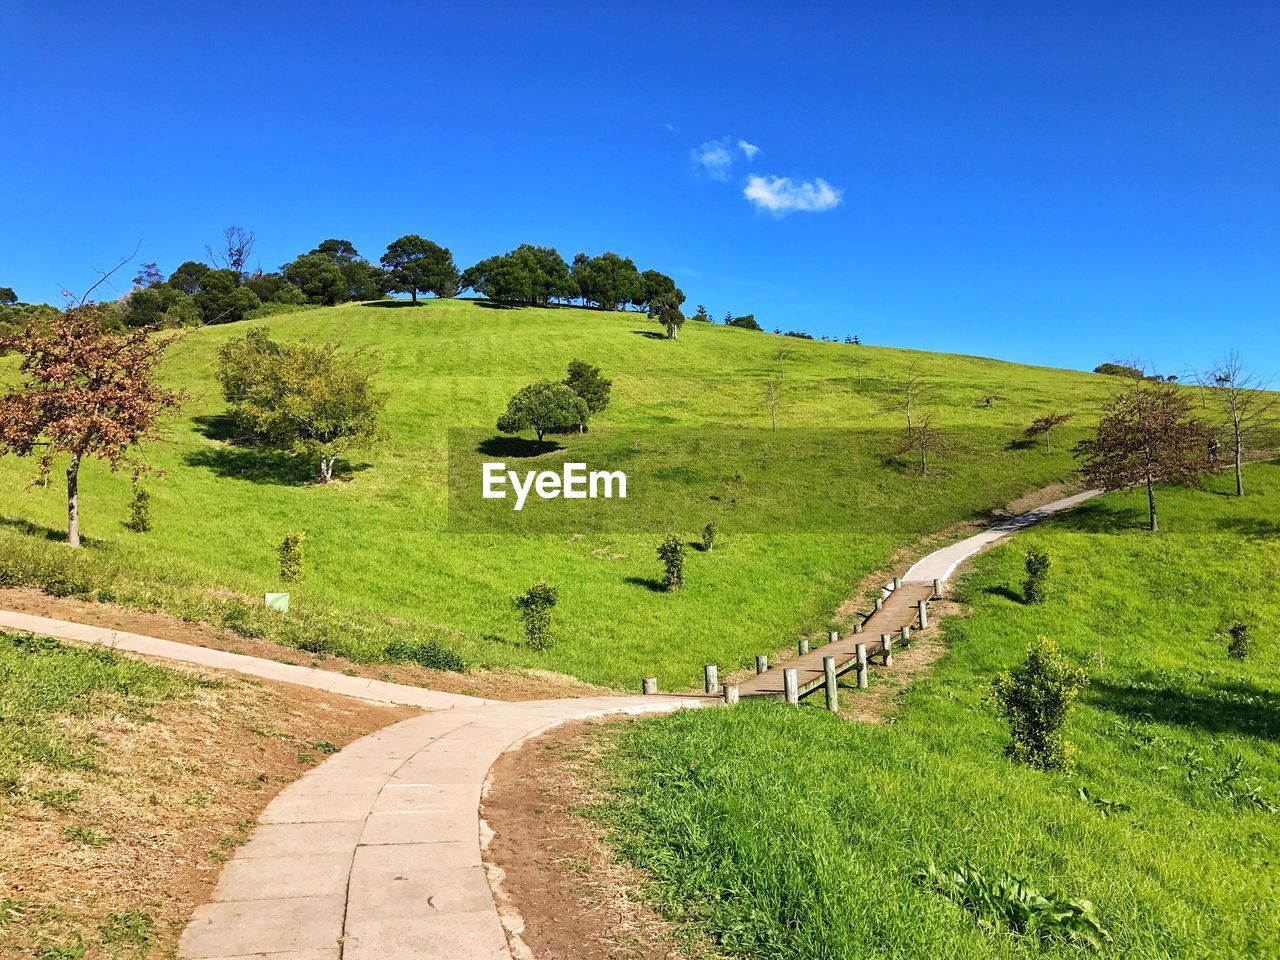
xmin=1075 ymin=382 xmax=1213 ymax=532
xmin=0 ymin=307 xmax=183 ymax=547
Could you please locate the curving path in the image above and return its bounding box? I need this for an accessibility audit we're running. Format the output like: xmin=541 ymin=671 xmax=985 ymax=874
xmin=0 ymin=488 xmax=1102 ymax=960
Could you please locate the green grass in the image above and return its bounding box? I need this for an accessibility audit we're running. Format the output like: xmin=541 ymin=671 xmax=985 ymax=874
xmin=0 ymin=300 xmax=1128 ymax=687
xmin=0 ymin=632 xmax=204 ymax=791
xmin=592 ymin=463 xmax=1280 ymax=959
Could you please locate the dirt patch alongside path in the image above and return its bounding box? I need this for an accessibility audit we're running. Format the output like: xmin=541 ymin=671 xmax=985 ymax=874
xmin=0 ymin=586 xmax=608 ymax=702
xmin=482 ymin=719 xmax=723 ymax=960
xmin=0 ymin=661 xmax=410 ymax=959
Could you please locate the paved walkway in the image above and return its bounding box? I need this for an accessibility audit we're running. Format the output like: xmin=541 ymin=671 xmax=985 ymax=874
xmin=177 ymin=695 xmax=702 ymax=960
xmin=0 ymin=609 xmax=486 ymax=710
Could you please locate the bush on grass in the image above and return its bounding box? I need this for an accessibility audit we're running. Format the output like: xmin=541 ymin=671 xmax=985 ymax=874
xmin=992 ymin=637 xmax=1087 ymax=771
xmin=658 ymin=535 xmax=685 ymax=591
xmin=512 ymin=580 xmax=558 ymax=650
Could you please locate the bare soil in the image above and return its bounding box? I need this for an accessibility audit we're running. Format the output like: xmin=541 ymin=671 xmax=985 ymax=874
xmin=482 ymin=719 xmax=722 ymax=960
xmin=0 ymin=586 xmax=609 ymax=702
xmin=0 ymin=666 xmax=411 ymax=959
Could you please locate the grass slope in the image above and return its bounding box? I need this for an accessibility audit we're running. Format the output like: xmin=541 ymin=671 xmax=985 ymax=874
xmin=0 ymin=300 xmax=1123 ymax=687
xmin=593 ymin=463 xmax=1280 ymax=958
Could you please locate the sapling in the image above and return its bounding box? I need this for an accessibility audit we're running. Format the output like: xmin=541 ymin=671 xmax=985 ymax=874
xmin=658 ymin=535 xmax=685 ymax=591
xmin=1023 ymin=547 xmax=1050 ymax=604
xmin=701 ymin=522 xmax=717 ymax=552
xmin=1227 ymin=622 xmax=1250 ymax=661
xmin=124 ymin=485 xmax=152 ymax=533
xmin=513 ymin=580 xmax=558 ymax=650
xmin=992 ymin=637 xmax=1088 ymax=771
xmin=277 ymin=532 xmax=305 ymax=583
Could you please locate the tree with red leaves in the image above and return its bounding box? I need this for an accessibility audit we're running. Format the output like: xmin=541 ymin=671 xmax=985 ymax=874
xmin=1075 ymin=383 xmax=1212 ymax=532
xmin=0 ymin=306 xmax=183 ymax=547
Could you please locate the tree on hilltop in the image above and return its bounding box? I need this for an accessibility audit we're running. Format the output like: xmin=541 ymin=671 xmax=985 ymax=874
xmin=1075 ymin=382 xmax=1213 ymax=531
xmin=0 ymin=307 xmax=184 ymax=547
xmin=0 ymin=287 xmax=17 ymax=305
xmin=381 ymin=235 xmax=459 ymax=304
xmin=652 ymin=292 xmax=686 ymax=340
xmin=284 ymin=252 xmax=348 ymax=306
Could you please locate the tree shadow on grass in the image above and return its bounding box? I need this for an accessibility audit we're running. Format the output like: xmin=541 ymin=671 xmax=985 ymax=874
xmin=1088 ymin=678 xmax=1280 ymax=741
xmin=631 ymin=330 xmax=667 ymax=340
xmin=0 ymin=515 xmax=104 ymax=548
xmin=982 ymin=584 xmax=1024 ymax=603
xmin=359 ymin=300 xmax=430 ymax=309
xmin=184 ymin=447 xmax=371 ymax=486
xmin=475 ymin=436 xmax=564 ymax=458
xmin=624 ymin=575 xmax=668 ymax=593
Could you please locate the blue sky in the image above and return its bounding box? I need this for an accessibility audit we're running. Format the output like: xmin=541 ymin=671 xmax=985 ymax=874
xmin=2 ymin=1 xmax=1277 ymax=377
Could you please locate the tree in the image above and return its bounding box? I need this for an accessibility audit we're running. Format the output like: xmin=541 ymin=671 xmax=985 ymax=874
xmin=894 ymin=413 xmax=951 ymax=475
xmin=884 ymin=365 xmax=933 ymax=432
xmin=462 ymin=245 xmax=575 ymax=306
xmin=216 ymin=330 xmax=389 ymax=482
xmin=1200 ymin=352 xmax=1279 ymax=496
xmin=571 ymin=252 xmax=643 ymax=310
xmin=563 ymin=359 xmax=611 ymax=414
xmin=651 ymin=291 xmax=685 ymax=340
xmin=692 ymin=304 xmax=711 ymax=323
xmin=283 ymin=253 xmax=347 ymax=305
xmin=206 ymin=226 xmax=256 ymax=276
xmin=380 ymin=235 xmax=459 ymax=304
xmin=658 ymin=535 xmax=685 ymax=591
xmin=638 ymin=269 xmax=682 ymax=313
xmin=117 ymin=284 xmax=194 ymax=329
xmin=496 ymin=381 xmax=589 ymax=442
xmin=774 ymin=347 xmax=791 ymax=379
xmin=194 ymin=269 xmax=261 ymax=324
xmin=168 ymin=260 xmax=210 ymax=295
xmin=1093 ymin=362 xmax=1144 ymax=380
xmin=131 ymin=263 xmax=164 ymax=288
xmin=1075 ymin=382 xmax=1213 ymax=532
xmin=0 ymin=287 xmax=17 ymax=305
xmin=725 ymin=314 xmax=762 ymax=331
xmin=309 ymin=239 xmax=389 ymax=301
xmin=1024 ymin=412 xmax=1073 ymax=453
xmin=0 ymin=307 xmax=183 ymax=547
xmin=763 ymin=379 xmax=781 ymax=431
xmin=245 ymin=272 xmax=306 ymax=305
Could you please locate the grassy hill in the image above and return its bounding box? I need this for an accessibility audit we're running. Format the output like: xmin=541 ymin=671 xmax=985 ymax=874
xmin=0 ymin=299 xmax=1125 ymax=688
xmin=593 ymin=464 xmax=1280 ymax=958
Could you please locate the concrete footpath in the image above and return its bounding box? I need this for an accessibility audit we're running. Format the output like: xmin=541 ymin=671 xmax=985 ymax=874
xmin=178 ymin=695 xmax=701 ymax=960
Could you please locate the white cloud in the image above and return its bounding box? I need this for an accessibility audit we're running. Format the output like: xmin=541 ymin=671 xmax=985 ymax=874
xmin=665 ymin=122 xmax=676 ymax=131
xmin=742 ymin=175 xmax=842 ymax=216
xmin=737 ymin=139 xmax=760 ymax=160
xmin=691 ymin=138 xmax=735 ymax=180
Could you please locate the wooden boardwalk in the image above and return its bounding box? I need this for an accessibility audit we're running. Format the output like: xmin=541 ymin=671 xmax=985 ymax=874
xmin=736 ymin=580 xmax=936 ymax=701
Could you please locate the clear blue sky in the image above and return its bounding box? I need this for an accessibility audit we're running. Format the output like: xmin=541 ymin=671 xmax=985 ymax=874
xmin=2 ymin=1 xmax=1277 ymax=377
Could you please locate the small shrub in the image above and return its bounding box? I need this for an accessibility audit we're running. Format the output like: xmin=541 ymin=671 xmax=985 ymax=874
xmin=658 ymin=535 xmax=685 ymax=591
xmin=992 ymin=637 xmax=1087 ymax=771
xmin=512 ymin=580 xmax=559 ymax=650
xmin=1023 ymin=546 xmax=1050 ymax=604
xmin=313 ymin=741 xmax=339 ymax=755
xmin=277 ymin=531 xmax=305 ymax=583
xmin=38 ymin=938 xmax=86 ymax=960
xmin=701 ymin=522 xmax=717 ymax=552
xmin=1227 ymin=622 xmax=1250 ymax=661
xmin=914 ymin=859 xmax=1110 ymax=949
xmin=384 ymin=637 xmax=466 ymax=672
xmin=123 ymin=485 xmax=152 ymax=532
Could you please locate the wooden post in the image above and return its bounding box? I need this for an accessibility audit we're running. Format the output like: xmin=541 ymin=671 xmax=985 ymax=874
xmin=756 ymin=654 xmax=769 ymax=674
xmin=823 ymin=656 xmax=838 ymax=712
xmin=828 ymin=630 xmax=838 ymax=644
xmin=642 ymin=677 xmax=657 ymax=695
xmin=933 ymin=577 xmax=942 ymax=598
xmin=880 ymin=633 xmax=893 ymax=666
xmin=723 ymin=683 xmax=739 ymax=705
xmin=798 ymin=638 xmax=810 ymax=655
xmin=893 ymin=576 xmax=902 ymax=590
xmin=855 ymin=644 xmax=868 ymax=689
xmin=900 ymin=625 xmax=911 ymax=644
xmin=874 ymin=596 xmax=883 ymax=611
xmin=783 ymin=668 xmax=799 ymax=706
xmin=917 ymin=599 xmax=928 ymax=629
xmin=853 ymin=622 xmax=863 ymax=634
xmin=704 ymin=664 xmax=718 ymax=695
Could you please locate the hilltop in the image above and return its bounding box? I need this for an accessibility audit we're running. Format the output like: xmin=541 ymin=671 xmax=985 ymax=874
xmin=0 ymin=299 xmax=1124 ymax=687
